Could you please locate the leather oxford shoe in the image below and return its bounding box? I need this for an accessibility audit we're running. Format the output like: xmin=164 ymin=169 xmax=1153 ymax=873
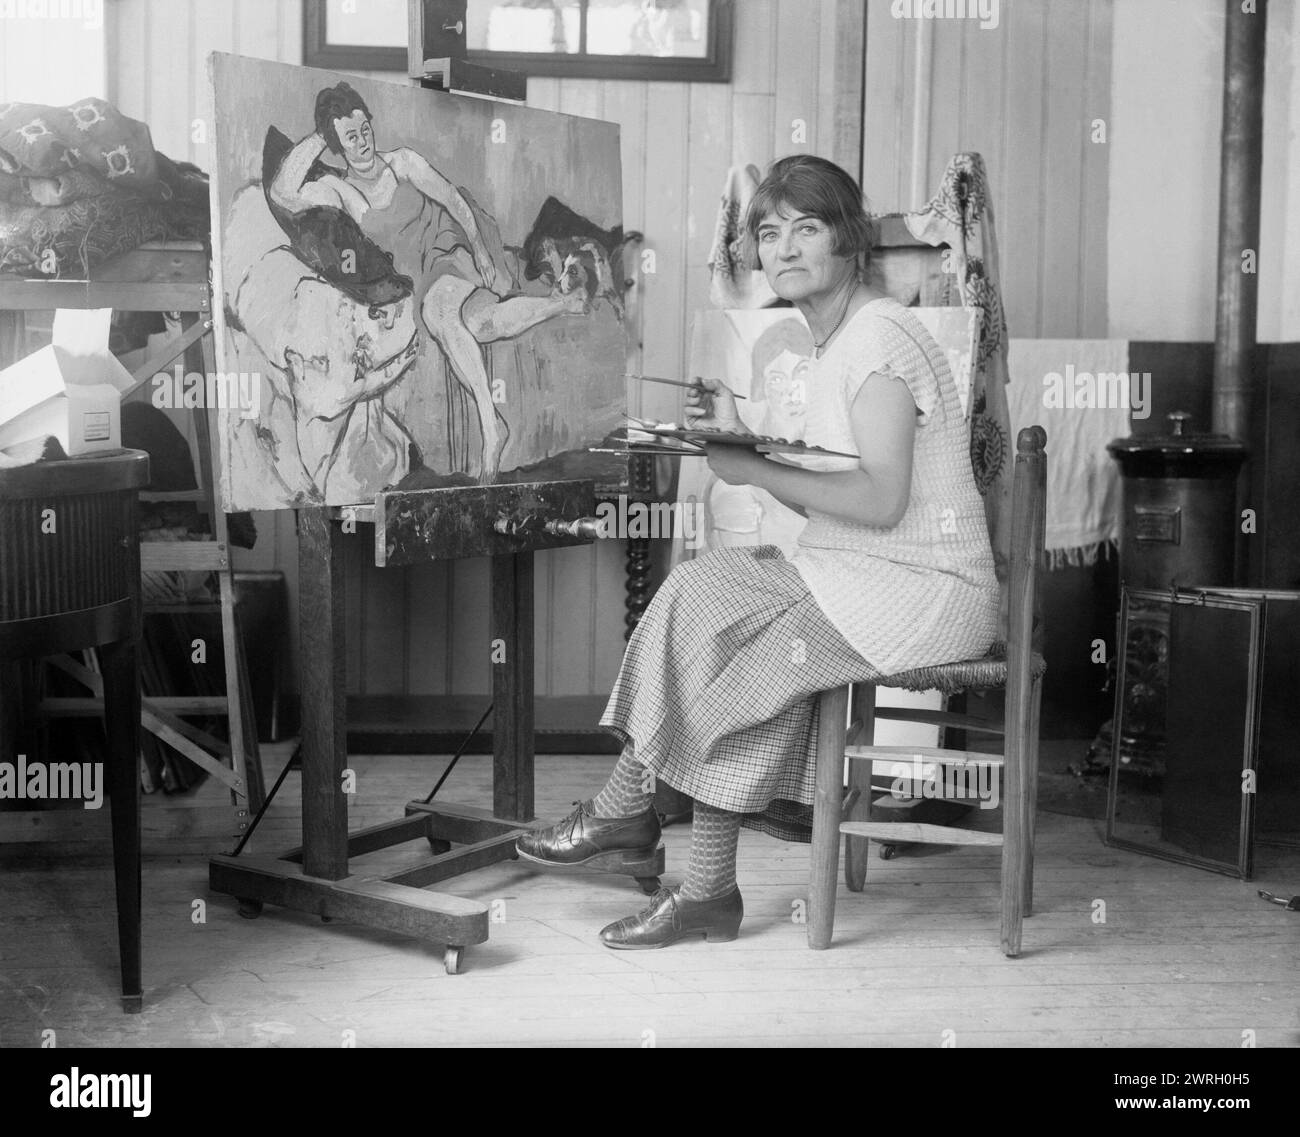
xmin=599 ymin=885 xmax=743 ymax=949
xmin=516 ymin=800 xmax=661 ymax=867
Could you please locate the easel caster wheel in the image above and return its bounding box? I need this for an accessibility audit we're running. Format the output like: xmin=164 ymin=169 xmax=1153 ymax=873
xmin=444 ymin=946 xmax=464 ymax=975
xmin=878 ymin=844 xmax=898 ymax=861
xmin=635 ymin=876 xmax=662 ymax=896
xmin=321 ymin=915 xmax=334 ymax=923
xmin=429 ymin=838 xmax=451 ymax=854
xmin=237 ymin=898 xmax=263 ymax=919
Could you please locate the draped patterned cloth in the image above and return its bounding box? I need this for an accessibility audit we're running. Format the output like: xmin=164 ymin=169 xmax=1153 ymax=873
xmin=903 ymin=152 xmax=1016 ymax=633
xmin=0 ymin=99 xmax=208 ymax=278
xmin=706 ymin=163 xmax=777 ymax=309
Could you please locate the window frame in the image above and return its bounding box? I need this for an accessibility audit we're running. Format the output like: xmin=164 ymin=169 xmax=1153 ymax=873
xmin=303 ymin=0 xmax=734 ymax=83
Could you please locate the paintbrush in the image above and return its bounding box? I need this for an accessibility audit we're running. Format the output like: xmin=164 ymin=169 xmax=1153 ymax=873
xmin=626 ymin=374 xmax=747 ymax=400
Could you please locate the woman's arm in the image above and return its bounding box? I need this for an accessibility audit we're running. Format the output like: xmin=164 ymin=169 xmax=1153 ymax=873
xmin=703 ymin=371 xmax=916 ymax=527
xmin=756 ymin=456 xmax=809 ymax=517
xmin=269 ymin=132 xmax=352 ymax=213
xmin=390 ymin=147 xmax=498 ymax=289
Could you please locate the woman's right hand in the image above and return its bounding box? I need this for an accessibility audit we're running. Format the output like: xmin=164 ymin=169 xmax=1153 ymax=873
xmin=684 ymin=377 xmax=747 ymax=434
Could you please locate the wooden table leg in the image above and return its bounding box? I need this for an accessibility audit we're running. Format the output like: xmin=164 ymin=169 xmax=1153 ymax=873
xmin=101 ymin=636 xmax=142 ymax=1013
xmin=491 ymin=552 xmax=534 ymax=822
xmin=298 ymin=509 xmax=349 ymax=880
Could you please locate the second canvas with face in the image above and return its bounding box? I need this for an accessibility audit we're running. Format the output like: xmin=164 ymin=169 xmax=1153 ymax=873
xmin=680 ymin=310 xmax=816 ymax=559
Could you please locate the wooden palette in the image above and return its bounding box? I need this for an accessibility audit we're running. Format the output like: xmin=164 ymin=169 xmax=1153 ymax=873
xmin=637 ymin=424 xmax=859 ymax=460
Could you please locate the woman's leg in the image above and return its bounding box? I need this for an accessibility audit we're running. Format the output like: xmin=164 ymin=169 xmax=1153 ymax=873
xmin=515 ymin=744 xmax=659 ymax=867
xmin=422 ymin=278 xmax=587 ymax=477
xmin=598 ymin=802 xmax=743 ymax=949
xmin=460 ymin=287 xmax=587 ymax=341
xmin=590 ymin=747 xmax=654 ymax=818
xmin=422 ymin=278 xmax=505 ymax=477
xmin=680 ymin=803 xmax=742 ymax=901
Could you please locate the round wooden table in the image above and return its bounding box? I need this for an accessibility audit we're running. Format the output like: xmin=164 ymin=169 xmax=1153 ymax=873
xmin=0 ymin=448 xmax=150 ymax=1012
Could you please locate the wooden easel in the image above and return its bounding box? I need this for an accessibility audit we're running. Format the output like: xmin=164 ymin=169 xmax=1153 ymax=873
xmin=207 ymin=5 xmax=661 ymax=974
xmin=211 ymin=484 xmax=663 ymax=974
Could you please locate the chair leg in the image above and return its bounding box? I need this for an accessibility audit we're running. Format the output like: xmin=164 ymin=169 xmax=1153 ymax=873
xmin=844 ymin=684 xmax=875 ymax=892
xmin=1023 ymin=672 xmax=1043 ymax=917
xmin=101 ymin=637 xmax=142 ymax=1012
xmin=843 ymin=771 xmax=871 ymax=891
xmin=1000 ymin=686 xmax=1028 ymax=959
xmin=808 ymin=686 xmax=849 ymax=949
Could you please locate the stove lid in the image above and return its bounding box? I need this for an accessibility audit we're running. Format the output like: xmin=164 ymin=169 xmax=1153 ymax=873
xmin=1107 ymin=411 xmax=1248 ymax=458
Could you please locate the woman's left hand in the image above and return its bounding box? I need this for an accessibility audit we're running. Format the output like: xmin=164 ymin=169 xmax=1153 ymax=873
xmin=703 ymin=443 xmax=767 ymax=486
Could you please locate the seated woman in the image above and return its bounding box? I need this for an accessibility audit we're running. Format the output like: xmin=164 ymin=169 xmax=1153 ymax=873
xmin=517 ymin=154 xmax=1000 ymax=948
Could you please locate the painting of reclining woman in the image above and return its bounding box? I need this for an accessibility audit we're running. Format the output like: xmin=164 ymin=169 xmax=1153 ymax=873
xmin=210 ymin=54 xmax=632 ymax=510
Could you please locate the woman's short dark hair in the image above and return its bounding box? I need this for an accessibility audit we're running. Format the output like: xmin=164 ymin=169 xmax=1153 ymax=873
xmin=315 ymin=82 xmax=372 ymax=154
xmin=743 ymin=154 xmax=873 ymax=270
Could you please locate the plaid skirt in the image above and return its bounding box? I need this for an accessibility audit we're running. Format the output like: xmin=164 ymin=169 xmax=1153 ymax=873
xmin=600 ymin=545 xmax=884 ymax=837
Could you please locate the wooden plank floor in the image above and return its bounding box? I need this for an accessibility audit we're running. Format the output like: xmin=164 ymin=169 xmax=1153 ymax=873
xmin=2 ymin=747 xmax=1298 ymax=1048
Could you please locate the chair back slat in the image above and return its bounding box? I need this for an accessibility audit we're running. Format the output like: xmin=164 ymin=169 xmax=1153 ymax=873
xmin=1004 ymin=426 xmax=1047 ymax=733
xmin=1006 ymin=426 xmax=1047 ymax=659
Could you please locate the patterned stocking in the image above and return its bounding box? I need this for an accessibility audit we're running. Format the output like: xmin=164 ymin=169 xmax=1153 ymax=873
xmin=590 ymin=747 xmax=655 ymax=818
xmin=681 ymin=803 xmax=742 ymax=901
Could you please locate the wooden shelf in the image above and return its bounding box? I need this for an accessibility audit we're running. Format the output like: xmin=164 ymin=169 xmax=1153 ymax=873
xmin=0 ymin=242 xmax=211 ymax=313
xmin=140 ymin=540 xmax=228 ymax=571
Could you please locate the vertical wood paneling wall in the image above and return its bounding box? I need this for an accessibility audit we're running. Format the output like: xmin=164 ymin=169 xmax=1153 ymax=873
xmin=1108 ymin=0 xmax=1300 ymax=343
xmin=97 ymin=0 xmax=862 ymax=701
xmin=863 ymin=0 xmax=1114 ymax=340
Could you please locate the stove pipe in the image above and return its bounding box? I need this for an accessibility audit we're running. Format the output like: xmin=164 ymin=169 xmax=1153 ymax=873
xmin=1211 ymin=0 xmax=1267 ymax=442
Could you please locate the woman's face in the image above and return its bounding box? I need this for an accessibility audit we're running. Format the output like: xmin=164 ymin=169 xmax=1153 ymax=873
xmin=755 ymin=204 xmax=855 ymax=304
xmin=333 ymin=109 xmax=376 ymax=172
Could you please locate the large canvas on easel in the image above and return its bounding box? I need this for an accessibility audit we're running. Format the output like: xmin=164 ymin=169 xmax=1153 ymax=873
xmin=209 ymin=53 xmax=628 ymax=510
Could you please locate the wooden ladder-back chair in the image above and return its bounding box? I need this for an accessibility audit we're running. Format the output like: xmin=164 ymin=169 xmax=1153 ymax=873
xmin=807 ymin=424 xmax=1047 ymax=957
xmin=801 ymin=152 xmax=1046 ymax=957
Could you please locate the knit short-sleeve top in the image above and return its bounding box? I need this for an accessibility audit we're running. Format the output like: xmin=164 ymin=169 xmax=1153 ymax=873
xmin=783 ymin=297 xmax=999 ymax=673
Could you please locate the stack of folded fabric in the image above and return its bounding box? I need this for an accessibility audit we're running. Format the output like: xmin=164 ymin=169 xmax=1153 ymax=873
xmin=0 ymin=98 xmax=209 ymax=278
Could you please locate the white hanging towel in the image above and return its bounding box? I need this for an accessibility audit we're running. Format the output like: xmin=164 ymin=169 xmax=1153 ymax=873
xmin=1006 ymin=338 xmax=1132 ymax=568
